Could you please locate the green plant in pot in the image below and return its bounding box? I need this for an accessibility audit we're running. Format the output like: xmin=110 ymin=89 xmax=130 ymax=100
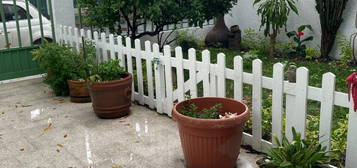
xmin=172 ymin=97 xmax=249 ymax=168
xmin=32 ymin=42 xmax=94 ymax=102
xmin=66 ymin=41 xmax=96 ymax=103
xmin=88 ymin=59 xmax=132 ymax=119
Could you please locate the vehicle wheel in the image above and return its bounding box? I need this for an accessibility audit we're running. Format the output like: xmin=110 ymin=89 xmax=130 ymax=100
xmin=33 ymin=38 xmax=53 ymax=45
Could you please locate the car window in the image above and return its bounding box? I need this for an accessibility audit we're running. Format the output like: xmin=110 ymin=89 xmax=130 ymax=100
xmin=0 ymin=4 xmax=32 ymax=22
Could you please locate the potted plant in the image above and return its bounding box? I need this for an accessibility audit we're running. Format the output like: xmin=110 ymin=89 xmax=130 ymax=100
xmin=66 ymin=42 xmax=96 ymax=103
xmin=32 ymin=42 xmax=93 ymax=103
xmin=172 ymin=97 xmax=249 ymax=168
xmin=88 ymin=59 xmax=132 ymax=119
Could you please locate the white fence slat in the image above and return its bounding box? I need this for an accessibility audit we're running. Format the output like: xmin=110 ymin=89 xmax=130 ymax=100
xmin=145 ymin=41 xmax=155 ymax=109
xmin=175 ymin=47 xmax=185 ymax=102
xmin=86 ymin=30 xmax=92 ymax=41
xmin=117 ymin=36 xmax=125 ymax=68
xmin=135 ymin=39 xmax=144 ymax=105
xmin=93 ymin=31 xmax=100 ymax=63
xmin=68 ymin=26 xmax=73 ymax=47
xmin=252 ymin=59 xmax=263 ymax=151
xmin=125 ymin=37 xmax=134 ymax=101
xmin=217 ymin=53 xmax=226 ymax=98
xmin=188 ymin=48 xmax=197 ymax=98
xmin=233 ymin=56 xmax=243 ymax=101
xmin=202 ymin=50 xmax=211 ymax=97
xmin=346 ymin=107 xmax=357 ymax=168
xmin=100 ymin=33 xmax=107 ymax=62
xmin=74 ymin=27 xmax=80 ymax=52
xmin=319 ymin=73 xmax=335 ymax=151
xmin=272 ymin=63 xmax=284 ymax=143
xmin=163 ymin=45 xmax=174 ymax=116
xmin=153 ymin=43 xmax=164 ymax=114
xmin=294 ymin=67 xmax=309 ymax=139
xmin=109 ymin=34 xmax=115 ymax=60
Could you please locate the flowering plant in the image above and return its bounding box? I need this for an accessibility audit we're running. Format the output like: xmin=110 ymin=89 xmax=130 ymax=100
xmin=287 ymin=25 xmax=313 ymax=58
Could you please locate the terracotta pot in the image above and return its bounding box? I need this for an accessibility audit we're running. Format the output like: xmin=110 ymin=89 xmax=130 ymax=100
xmin=88 ymin=73 xmax=132 ymax=119
xmin=173 ymin=97 xmax=249 ymax=168
xmin=67 ymin=80 xmax=91 ymax=103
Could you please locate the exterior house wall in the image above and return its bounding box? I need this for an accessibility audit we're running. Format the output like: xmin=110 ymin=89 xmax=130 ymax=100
xmin=224 ymin=0 xmax=357 ymax=59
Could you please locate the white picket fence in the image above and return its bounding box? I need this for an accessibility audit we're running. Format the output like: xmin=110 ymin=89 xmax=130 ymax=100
xmin=58 ymin=25 xmax=357 ymax=168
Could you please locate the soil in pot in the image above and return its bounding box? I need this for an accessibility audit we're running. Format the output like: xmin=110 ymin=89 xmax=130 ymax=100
xmin=173 ymin=97 xmax=249 ymax=168
xmin=68 ymin=80 xmax=91 ymax=103
xmin=88 ymin=73 xmax=132 ymax=119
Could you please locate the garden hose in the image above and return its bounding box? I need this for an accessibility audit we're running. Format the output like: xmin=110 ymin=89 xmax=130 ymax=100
xmin=350 ymin=32 xmax=357 ymax=63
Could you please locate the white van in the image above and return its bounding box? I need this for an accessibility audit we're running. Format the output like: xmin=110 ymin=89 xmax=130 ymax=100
xmin=0 ymin=0 xmax=53 ymax=49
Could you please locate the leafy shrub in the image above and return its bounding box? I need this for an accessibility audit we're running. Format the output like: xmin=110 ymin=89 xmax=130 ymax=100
xmin=275 ymin=42 xmax=295 ymax=57
xmin=241 ymin=28 xmax=269 ymax=55
xmin=89 ymin=59 xmax=126 ymax=82
xmin=305 ymin=47 xmax=321 ymax=60
xmin=176 ymin=31 xmax=203 ymax=52
xmin=32 ymin=42 xmax=78 ymax=96
xmin=179 ymin=102 xmax=222 ymax=119
xmin=261 ymin=128 xmax=330 ymax=168
xmin=336 ymin=34 xmax=353 ymax=66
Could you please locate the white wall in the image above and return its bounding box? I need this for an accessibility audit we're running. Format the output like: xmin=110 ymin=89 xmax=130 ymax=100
xmin=52 ymin=0 xmax=76 ymax=28
xmin=225 ymin=0 xmax=357 ymax=59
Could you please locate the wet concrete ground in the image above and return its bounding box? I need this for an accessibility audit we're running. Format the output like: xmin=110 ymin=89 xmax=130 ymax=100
xmin=0 ymin=78 xmax=260 ymax=168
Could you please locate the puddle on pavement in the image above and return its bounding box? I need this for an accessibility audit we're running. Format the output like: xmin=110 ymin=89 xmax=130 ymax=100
xmin=30 ymin=108 xmax=42 ymax=120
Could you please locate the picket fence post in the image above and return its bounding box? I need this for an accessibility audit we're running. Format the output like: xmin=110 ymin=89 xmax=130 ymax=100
xmin=252 ymin=59 xmax=262 ymax=151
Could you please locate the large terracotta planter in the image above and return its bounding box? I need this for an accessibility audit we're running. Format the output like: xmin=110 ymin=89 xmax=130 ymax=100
xmin=173 ymin=97 xmax=249 ymax=168
xmin=67 ymin=80 xmax=91 ymax=103
xmin=88 ymin=73 xmax=132 ymax=119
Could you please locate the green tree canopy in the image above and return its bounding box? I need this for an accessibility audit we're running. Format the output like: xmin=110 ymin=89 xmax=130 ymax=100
xmin=78 ymin=0 xmax=237 ymax=40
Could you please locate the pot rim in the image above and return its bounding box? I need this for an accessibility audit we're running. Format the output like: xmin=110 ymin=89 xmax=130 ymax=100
xmin=67 ymin=79 xmax=87 ymax=84
xmin=172 ymin=97 xmax=249 ymax=128
xmin=88 ymin=73 xmax=132 ymax=86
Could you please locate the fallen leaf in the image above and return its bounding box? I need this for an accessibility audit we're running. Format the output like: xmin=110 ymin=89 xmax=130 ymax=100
xmin=64 ymin=134 xmax=68 ymax=138
xmin=21 ymin=104 xmax=32 ymax=107
xmin=112 ymin=166 xmax=119 ymax=168
xmin=124 ymin=123 xmax=131 ymax=127
xmin=44 ymin=123 xmax=53 ymax=131
xmin=16 ymin=102 xmax=21 ymax=104
xmin=39 ymin=133 xmax=45 ymax=136
xmin=119 ymin=120 xmax=126 ymax=123
xmin=20 ymin=148 xmax=24 ymax=151
xmin=1 ymin=112 xmax=4 ymax=115
xmin=57 ymin=144 xmax=64 ymax=148
xmin=56 ymin=149 xmax=60 ymax=153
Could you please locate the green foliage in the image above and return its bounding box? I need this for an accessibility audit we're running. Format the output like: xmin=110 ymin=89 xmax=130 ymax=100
xmin=179 ymin=103 xmax=222 ymax=119
xmin=315 ymin=0 xmax=349 ymax=59
xmin=32 ymin=43 xmax=77 ymax=96
xmin=241 ymin=28 xmax=269 ymax=55
xmin=176 ymin=31 xmax=203 ymax=52
xmin=262 ymin=128 xmax=330 ymax=168
xmin=287 ymin=25 xmax=314 ymax=58
xmin=336 ymin=34 xmax=353 ymax=66
xmin=78 ymin=0 xmax=236 ymax=40
xmin=89 ymin=59 xmax=126 ymax=82
xmin=305 ymin=47 xmax=321 ymax=60
xmin=254 ymin=0 xmax=298 ymax=37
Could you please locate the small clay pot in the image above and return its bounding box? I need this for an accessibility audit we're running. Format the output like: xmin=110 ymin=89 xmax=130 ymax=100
xmin=88 ymin=73 xmax=132 ymax=119
xmin=173 ymin=97 xmax=249 ymax=168
xmin=67 ymin=80 xmax=91 ymax=103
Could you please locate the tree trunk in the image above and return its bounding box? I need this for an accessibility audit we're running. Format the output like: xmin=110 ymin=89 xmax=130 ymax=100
xmin=269 ymin=32 xmax=278 ymax=57
xmin=205 ymin=16 xmax=230 ymax=48
xmin=320 ymin=31 xmax=337 ymax=60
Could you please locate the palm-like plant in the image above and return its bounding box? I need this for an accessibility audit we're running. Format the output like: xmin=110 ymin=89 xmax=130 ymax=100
xmin=254 ymin=0 xmax=298 ymax=57
xmin=261 ymin=128 xmax=330 ymax=168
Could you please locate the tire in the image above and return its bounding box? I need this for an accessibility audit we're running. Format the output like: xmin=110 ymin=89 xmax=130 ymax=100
xmin=33 ymin=38 xmax=53 ymax=45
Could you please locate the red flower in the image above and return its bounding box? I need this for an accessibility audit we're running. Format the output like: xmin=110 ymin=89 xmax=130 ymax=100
xmin=297 ymin=31 xmax=304 ymax=37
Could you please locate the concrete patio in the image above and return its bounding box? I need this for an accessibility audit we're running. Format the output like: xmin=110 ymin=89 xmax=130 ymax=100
xmin=0 ymin=78 xmax=260 ymax=168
